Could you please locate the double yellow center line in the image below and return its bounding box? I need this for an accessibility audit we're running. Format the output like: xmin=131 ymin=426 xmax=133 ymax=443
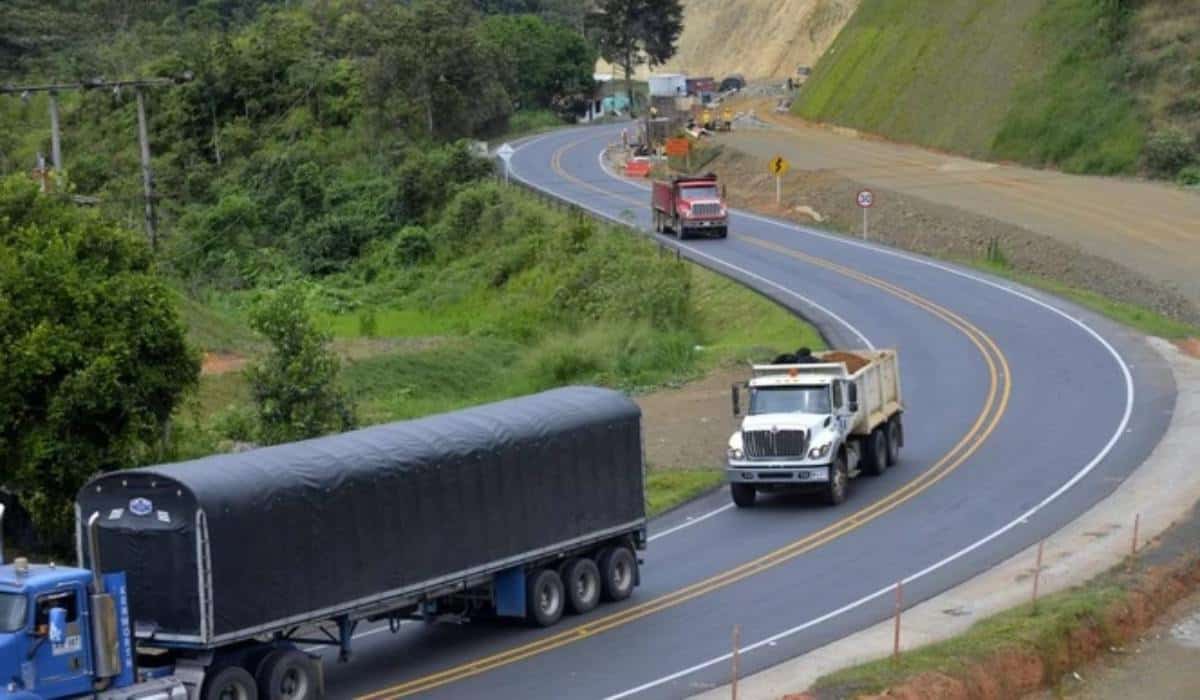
xmin=357 ymin=133 xmax=1012 ymax=699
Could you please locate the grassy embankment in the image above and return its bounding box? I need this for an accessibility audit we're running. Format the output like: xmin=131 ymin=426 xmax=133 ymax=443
xmin=794 ymin=0 xmax=1200 ymax=180
xmin=814 ymin=575 xmax=1126 ymax=695
xmin=177 ymin=184 xmax=820 ymax=515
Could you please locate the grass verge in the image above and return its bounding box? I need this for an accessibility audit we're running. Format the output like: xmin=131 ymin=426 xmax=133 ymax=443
xmin=815 ymin=577 xmax=1126 ymax=696
xmin=644 ymin=468 xmax=724 ymax=517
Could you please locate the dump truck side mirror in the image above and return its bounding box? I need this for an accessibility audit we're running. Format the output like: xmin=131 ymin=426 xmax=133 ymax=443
xmin=731 ymin=384 xmax=741 ymax=416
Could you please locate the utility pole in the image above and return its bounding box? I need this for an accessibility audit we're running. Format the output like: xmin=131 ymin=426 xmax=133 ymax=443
xmin=48 ymin=91 xmax=62 ymax=171
xmin=135 ymin=88 xmax=158 ymax=249
xmin=1 ymin=72 xmax=193 ymax=249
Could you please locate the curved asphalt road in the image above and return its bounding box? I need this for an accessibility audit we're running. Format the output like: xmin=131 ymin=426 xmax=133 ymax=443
xmin=324 ymin=124 xmax=1175 ymax=700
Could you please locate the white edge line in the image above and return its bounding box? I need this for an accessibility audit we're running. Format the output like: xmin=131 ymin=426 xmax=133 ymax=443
xmin=648 ymin=504 xmax=736 ymax=542
xmin=518 ymin=129 xmax=1139 ymax=699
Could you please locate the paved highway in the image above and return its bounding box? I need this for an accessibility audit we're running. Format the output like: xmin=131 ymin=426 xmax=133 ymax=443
xmin=325 ymin=124 xmax=1175 ymax=699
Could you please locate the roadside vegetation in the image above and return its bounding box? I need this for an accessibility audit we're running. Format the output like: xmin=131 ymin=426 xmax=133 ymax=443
xmin=795 ymin=0 xmax=1200 ymax=182
xmin=1 ymin=0 xmax=806 ymax=551
xmin=815 ymin=577 xmax=1126 ymax=696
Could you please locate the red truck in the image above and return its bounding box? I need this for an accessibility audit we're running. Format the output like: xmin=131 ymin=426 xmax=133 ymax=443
xmin=651 ymin=174 xmax=729 ymax=239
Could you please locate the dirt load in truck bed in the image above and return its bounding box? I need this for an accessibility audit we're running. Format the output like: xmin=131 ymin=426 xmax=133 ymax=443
xmin=821 ymin=351 xmax=869 ymax=374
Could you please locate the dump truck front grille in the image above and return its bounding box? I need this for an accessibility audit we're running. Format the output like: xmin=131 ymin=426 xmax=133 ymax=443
xmin=742 ymin=429 xmax=808 ymax=459
xmin=691 ymin=203 xmax=722 ymax=218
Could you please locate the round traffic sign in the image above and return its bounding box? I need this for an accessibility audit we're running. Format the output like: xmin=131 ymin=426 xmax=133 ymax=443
xmin=856 ymin=190 xmax=874 ymax=208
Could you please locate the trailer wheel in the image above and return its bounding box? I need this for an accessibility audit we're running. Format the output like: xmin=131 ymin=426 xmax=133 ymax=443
xmin=562 ymin=558 xmax=602 ymax=614
xmin=257 ymin=649 xmax=319 ymax=700
xmin=526 ymin=568 xmax=565 ymax=627
xmin=886 ymin=417 xmax=902 ymax=466
xmin=204 ymin=665 xmax=258 ymax=700
xmin=863 ymin=428 xmax=888 ymax=476
xmin=730 ymin=482 xmax=756 ymax=508
xmin=597 ymin=546 xmax=637 ymax=602
xmin=825 ymin=453 xmax=849 ymax=506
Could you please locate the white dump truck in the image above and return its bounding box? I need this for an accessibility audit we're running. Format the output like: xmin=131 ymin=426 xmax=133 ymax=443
xmin=727 ymin=350 xmax=904 ymax=507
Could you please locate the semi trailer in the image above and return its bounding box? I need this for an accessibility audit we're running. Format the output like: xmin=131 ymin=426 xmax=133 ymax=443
xmin=727 ymin=350 xmax=904 ymax=507
xmin=1 ymin=386 xmax=647 ymax=700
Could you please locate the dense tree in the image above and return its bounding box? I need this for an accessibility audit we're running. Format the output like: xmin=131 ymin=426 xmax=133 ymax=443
xmin=480 ymin=14 xmax=596 ymax=115
xmin=245 ymin=283 xmax=356 ymax=445
xmin=367 ymin=0 xmax=512 ymax=138
xmin=590 ymin=0 xmax=683 ymax=111
xmin=0 ymin=175 xmax=200 ymax=544
xmin=473 ymin=0 xmax=592 ymax=29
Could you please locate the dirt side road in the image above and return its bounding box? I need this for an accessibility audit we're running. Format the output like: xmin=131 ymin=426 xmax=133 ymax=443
xmin=719 ymin=102 xmax=1200 ymax=313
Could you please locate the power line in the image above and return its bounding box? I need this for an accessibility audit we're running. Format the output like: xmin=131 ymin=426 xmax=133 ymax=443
xmin=1 ymin=72 xmax=195 ymax=250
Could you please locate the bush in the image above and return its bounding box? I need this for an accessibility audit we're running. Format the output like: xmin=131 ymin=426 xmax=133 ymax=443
xmin=245 ymin=284 xmax=357 ymax=445
xmin=1178 ymin=165 xmax=1200 ymax=187
xmin=1143 ymin=128 xmax=1196 ymax=177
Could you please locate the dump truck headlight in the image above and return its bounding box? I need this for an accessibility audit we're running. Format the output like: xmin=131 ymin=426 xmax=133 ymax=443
xmin=808 ymin=443 xmax=831 ymax=459
xmin=727 ymin=447 xmax=744 ymax=460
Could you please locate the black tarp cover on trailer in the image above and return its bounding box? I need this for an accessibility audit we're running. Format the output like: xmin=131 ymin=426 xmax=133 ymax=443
xmin=77 ymin=386 xmax=645 ymax=645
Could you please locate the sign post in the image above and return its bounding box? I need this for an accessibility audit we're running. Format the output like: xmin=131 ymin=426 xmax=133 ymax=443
xmin=769 ymin=155 xmax=790 ymax=206
xmin=856 ymin=189 xmax=874 ymax=239
xmin=496 ymin=142 xmax=515 ymax=184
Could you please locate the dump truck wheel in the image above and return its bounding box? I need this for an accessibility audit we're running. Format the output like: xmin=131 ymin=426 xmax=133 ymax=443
xmin=886 ymin=417 xmax=902 ymax=466
xmin=825 ymin=454 xmax=849 ymax=506
xmin=598 ymin=546 xmax=637 ymax=602
xmin=257 ymin=649 xmax=319 ymax=700
xmin=205 ymin=665 xmax=258 ymax=700
xmin=526 ymin=568 xmax=565 ymax=627
xmin=863 ymin=428 xmax=887 ymax=476
xmin=730 ymin=482 xmax=756 ymax=508
xmin=562 ymin=558 xmax=602 ymax=614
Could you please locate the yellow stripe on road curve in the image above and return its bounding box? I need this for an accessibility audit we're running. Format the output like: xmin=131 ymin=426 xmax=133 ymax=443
xmin=355 ymin=132 xmax=1013 ymax=699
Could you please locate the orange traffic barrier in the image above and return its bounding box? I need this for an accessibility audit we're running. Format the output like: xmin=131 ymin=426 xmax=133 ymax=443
xmin=624 ymin=159 xmax=652 ymax=178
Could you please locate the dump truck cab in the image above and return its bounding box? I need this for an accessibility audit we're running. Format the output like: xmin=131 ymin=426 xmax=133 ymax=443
xmin=651 ymin=174 xmax=729 ymax=240
xmin=728 ymin=351 xmax=904 ymax=508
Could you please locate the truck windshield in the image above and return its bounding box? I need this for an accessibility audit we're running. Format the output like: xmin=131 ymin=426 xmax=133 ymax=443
xmin=681 ymin=185 xmax=719 ymax=199
xmin=0 ymin=593 xmax=27 ymax=633
xmin=750 ymin=386 xmax=830 ymax=415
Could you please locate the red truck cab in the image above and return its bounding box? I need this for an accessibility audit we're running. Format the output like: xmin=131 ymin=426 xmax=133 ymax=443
xmin=651 ymin=174 xmax=729 ymax=240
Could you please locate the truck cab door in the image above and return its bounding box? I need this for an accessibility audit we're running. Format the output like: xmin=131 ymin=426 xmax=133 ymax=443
xmin=27 ymin=586 xmax=93 ymax=697
xmin=831 ymin=382 xmax=850 ymax=434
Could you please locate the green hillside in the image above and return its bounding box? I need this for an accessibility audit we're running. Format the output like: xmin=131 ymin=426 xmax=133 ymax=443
xmin=795 ymin=0 xmax=1199 ymax=180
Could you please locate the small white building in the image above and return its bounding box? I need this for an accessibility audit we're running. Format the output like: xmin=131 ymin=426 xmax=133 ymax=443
xmin=648 ymin=73 xmax=688 ymax=98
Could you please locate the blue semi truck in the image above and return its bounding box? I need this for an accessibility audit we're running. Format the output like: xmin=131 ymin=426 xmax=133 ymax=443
xmin=1 ymin=387 xmax=647 ymax=699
